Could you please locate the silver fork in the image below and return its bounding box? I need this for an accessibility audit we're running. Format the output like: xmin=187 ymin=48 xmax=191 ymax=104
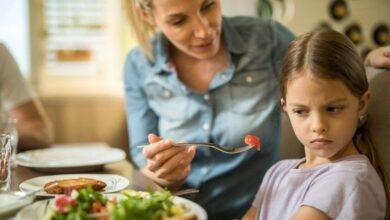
xmin=136 ymin=142 xmax=255 ymax=154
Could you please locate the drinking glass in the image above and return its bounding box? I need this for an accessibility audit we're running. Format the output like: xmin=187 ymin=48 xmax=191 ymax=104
xmin=0 ymin=134 xmax=12 ymax=192
xmin=0 ymin=113 xmax=18 ymax=168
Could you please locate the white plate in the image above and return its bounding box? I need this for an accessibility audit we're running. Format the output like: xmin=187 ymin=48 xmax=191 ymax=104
xmin=16 ymin=194 xmax=208 ymax=220
xmin=15 ymin=143 xmax=126 ymax=172
xmin=0 ymin=192 xmax=34 ymax=219
xmin=19 ymin=174 xmax=130 ymax=197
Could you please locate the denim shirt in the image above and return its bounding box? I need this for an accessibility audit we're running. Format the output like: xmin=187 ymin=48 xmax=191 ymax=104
xmin=124 ymin=16 xmax=295 ymax=219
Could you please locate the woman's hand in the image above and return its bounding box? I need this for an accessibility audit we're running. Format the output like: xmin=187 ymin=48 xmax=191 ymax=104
xmin=141 ymin=134 xmax=196 ymax=189
xmin=365 ymin=46 xmax=390 ymax=69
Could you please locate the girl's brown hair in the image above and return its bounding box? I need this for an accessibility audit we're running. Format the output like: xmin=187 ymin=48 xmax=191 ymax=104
xmin=280 ymin=29 xmax=389 ymax=217
xmin=123 ymin=0 xmax=156 ymax=59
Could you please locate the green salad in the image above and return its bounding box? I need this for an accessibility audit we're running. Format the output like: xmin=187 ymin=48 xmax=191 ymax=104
xmin=45 ymin=187 xmax=189 ymax=220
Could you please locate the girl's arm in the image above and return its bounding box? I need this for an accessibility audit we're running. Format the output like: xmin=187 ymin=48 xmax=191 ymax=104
xmin=291 ymin=206 xmax=330 ymax=220
xmin=242 ymin=206 xmax=258 ymax=220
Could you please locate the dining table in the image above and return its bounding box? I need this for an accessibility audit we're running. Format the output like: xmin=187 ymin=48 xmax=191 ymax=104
xmin=6 ymin=158 xmax=160 ymax=219
xmin=11 ymin=159 xmax=160 ymax=192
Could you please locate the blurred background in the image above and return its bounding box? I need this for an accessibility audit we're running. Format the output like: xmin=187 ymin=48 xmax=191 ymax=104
xmin=0 ymin=0 xmax=388 ymax=156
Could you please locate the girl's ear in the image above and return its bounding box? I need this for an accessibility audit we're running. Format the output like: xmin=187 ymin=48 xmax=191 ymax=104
xmin=281 ymin=98 xmax=287 ymax=112
xmin=135 ymin=3 xmax=155 ymax=25
xmin=359 ymin=91 xmax=371 ymax=115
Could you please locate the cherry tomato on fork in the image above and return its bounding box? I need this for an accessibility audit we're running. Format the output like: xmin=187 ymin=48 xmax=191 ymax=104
xmin=244 ymin=134 xmax=261 ymax=151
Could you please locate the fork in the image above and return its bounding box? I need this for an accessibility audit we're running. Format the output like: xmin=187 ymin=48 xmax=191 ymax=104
xmin=136 ymin=142 xmax=255 ymax=154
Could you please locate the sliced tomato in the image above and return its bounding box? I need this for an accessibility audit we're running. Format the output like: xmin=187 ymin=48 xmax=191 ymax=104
xmin=55 ymin=195 xmax=76 ymax=213
xmin=244 ymin=134 xmax=261 ymax=151
xmin=91 ymin=201 xmax=103 ymax=213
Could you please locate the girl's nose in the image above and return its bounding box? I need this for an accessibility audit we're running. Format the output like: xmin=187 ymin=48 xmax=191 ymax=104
xmin=193 ymin=16 xmax=211 ymax=39
xmin=311 ymin=114 xmax=327 ymax=134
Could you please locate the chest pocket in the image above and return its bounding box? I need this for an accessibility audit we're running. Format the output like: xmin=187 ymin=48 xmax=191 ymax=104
xmin=145 ymin=83 xmax=189 ymax=121
xmin=229 ymin=68 xmax=277 ymax=115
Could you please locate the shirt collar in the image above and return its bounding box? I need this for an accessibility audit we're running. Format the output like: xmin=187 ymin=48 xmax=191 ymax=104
xmin=221 ymin=16 xmax=247 ymax=55
xmin=150 ymin=32 xmax=170 ymax=75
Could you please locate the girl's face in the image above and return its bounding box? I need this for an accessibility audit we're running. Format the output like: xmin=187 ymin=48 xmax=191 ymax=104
xmin=282 ymin=71 xmax=370 ymax=162
xmin=145 ymin=0 xmax=222 ymax=59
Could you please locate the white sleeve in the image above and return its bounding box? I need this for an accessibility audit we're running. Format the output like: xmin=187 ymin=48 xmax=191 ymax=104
xmin=0 ymin=43 xmax=36 ymax=111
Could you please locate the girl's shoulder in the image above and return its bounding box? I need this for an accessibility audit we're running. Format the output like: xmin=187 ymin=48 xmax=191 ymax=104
xmin=326 ymin=155 xmax=377 ymax=179
xmin=302 ymin=155 xmax=387 ymax=219
xmin=306 ymin=155 xmax=385 ymax=202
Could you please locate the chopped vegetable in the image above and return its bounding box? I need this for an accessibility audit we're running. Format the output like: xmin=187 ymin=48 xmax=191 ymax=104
xmin=48 ymin=186 xmax=108 ymax=220
xmin=47 ymin=187 xmax=188 ymax=220
xmin=244 ymin=134 xmax=261 ymax=151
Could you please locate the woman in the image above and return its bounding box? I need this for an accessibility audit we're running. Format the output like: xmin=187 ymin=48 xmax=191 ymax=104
xmin=123 ymin=0 xmax=294 ymax=218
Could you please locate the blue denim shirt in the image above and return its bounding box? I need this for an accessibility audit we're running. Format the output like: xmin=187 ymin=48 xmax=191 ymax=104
xmin=124 ymin=16 xmax=295 ymax=219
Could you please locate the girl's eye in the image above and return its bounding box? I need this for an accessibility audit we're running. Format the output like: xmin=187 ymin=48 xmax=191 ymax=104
xmin=327 ymin=106 xmax=344 ymax=113
xmin=292 ymin=109 xmax=307 ymax=116
xmin=201 ymin=1 xmax=215 ymax=11
xmin=170 ymin=17 xmax=186 ymax=26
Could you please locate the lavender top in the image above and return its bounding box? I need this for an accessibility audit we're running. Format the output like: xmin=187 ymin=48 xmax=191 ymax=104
xmin=253 ymin=155 xmax=386 ymax=220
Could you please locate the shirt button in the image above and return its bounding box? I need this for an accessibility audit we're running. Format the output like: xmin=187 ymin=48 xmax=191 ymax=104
xmin=204 ymin=150 xmax=211 ymax=157
xmin=202 ymin=123 xmax=210 ymax=131
xmin=203 ymin=94 xmax=210 ymax=101
xmin=163 ymin=90 xmax=172 ymax=98
xmin=201 ymin=167 xmax=209 ymax=174
xmin=246 ymin=75 xmax=253 ymax=83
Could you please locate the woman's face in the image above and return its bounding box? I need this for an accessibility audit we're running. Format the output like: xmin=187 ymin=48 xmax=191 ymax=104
xmin=282 ymin=71 xmax=370 ymax=162
xmin=147 ymin=0 xmax=223 ymax=60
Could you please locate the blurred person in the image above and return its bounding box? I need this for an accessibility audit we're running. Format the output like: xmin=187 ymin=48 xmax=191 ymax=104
xmin=365 ymin=45 xmax=390 ymax=69
xmin=0 ymin=42 xmax=53 ymax=151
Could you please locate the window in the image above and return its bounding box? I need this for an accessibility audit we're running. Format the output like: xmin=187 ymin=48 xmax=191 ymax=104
xmin=0 ymin=0 xmax=30 ymax=77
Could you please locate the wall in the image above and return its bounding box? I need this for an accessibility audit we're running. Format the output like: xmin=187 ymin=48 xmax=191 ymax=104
xmin=222 ymin=0 xmax=390 ymax=52
xmin=42 ymin=95 xmax=130 ymax=158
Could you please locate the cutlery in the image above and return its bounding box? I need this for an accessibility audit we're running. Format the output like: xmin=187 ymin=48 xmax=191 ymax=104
xmin=137 ymin=143 xmax=256 ymax=154
xmin=15 ymin=189 xmax=42 ymax=199
xmin=172 ymin=188 xmax=199 ymax=196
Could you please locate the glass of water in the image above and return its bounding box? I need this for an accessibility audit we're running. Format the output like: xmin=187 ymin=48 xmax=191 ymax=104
xmin=0 ymin=113 xmax=18 ymax=168
xmin=0 ymin=134 xmax=11 ymax=192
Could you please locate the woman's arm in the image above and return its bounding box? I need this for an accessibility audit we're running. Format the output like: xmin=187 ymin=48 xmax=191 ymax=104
xmin=124 ymin=52 xmax=195 ymax=190
xmin=242 ymin=206 xmax=258 ymax=220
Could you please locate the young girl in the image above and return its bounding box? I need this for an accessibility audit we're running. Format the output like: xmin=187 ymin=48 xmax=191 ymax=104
xmin=244 ymin=30 xmax=389 ymax=220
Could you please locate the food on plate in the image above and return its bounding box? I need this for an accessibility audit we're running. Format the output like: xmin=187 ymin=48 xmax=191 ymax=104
xmin=43 ymin=177 xmax=106 ymax=194
xmin=44 ymin=187 xmax=197 ymax=220
xmin=244 ymin=134 xmax=261 ymax=151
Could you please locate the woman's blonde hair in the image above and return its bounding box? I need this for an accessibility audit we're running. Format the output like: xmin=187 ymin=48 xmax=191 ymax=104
xmin=123 ymin=0 xmax=156 ymax=59
xmin=280 ymin=29 xmax=389 ymax=218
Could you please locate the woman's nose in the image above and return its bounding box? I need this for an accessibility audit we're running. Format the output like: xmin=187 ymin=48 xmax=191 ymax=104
xmin=193 ymin=16 xmax=211 ymax=39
